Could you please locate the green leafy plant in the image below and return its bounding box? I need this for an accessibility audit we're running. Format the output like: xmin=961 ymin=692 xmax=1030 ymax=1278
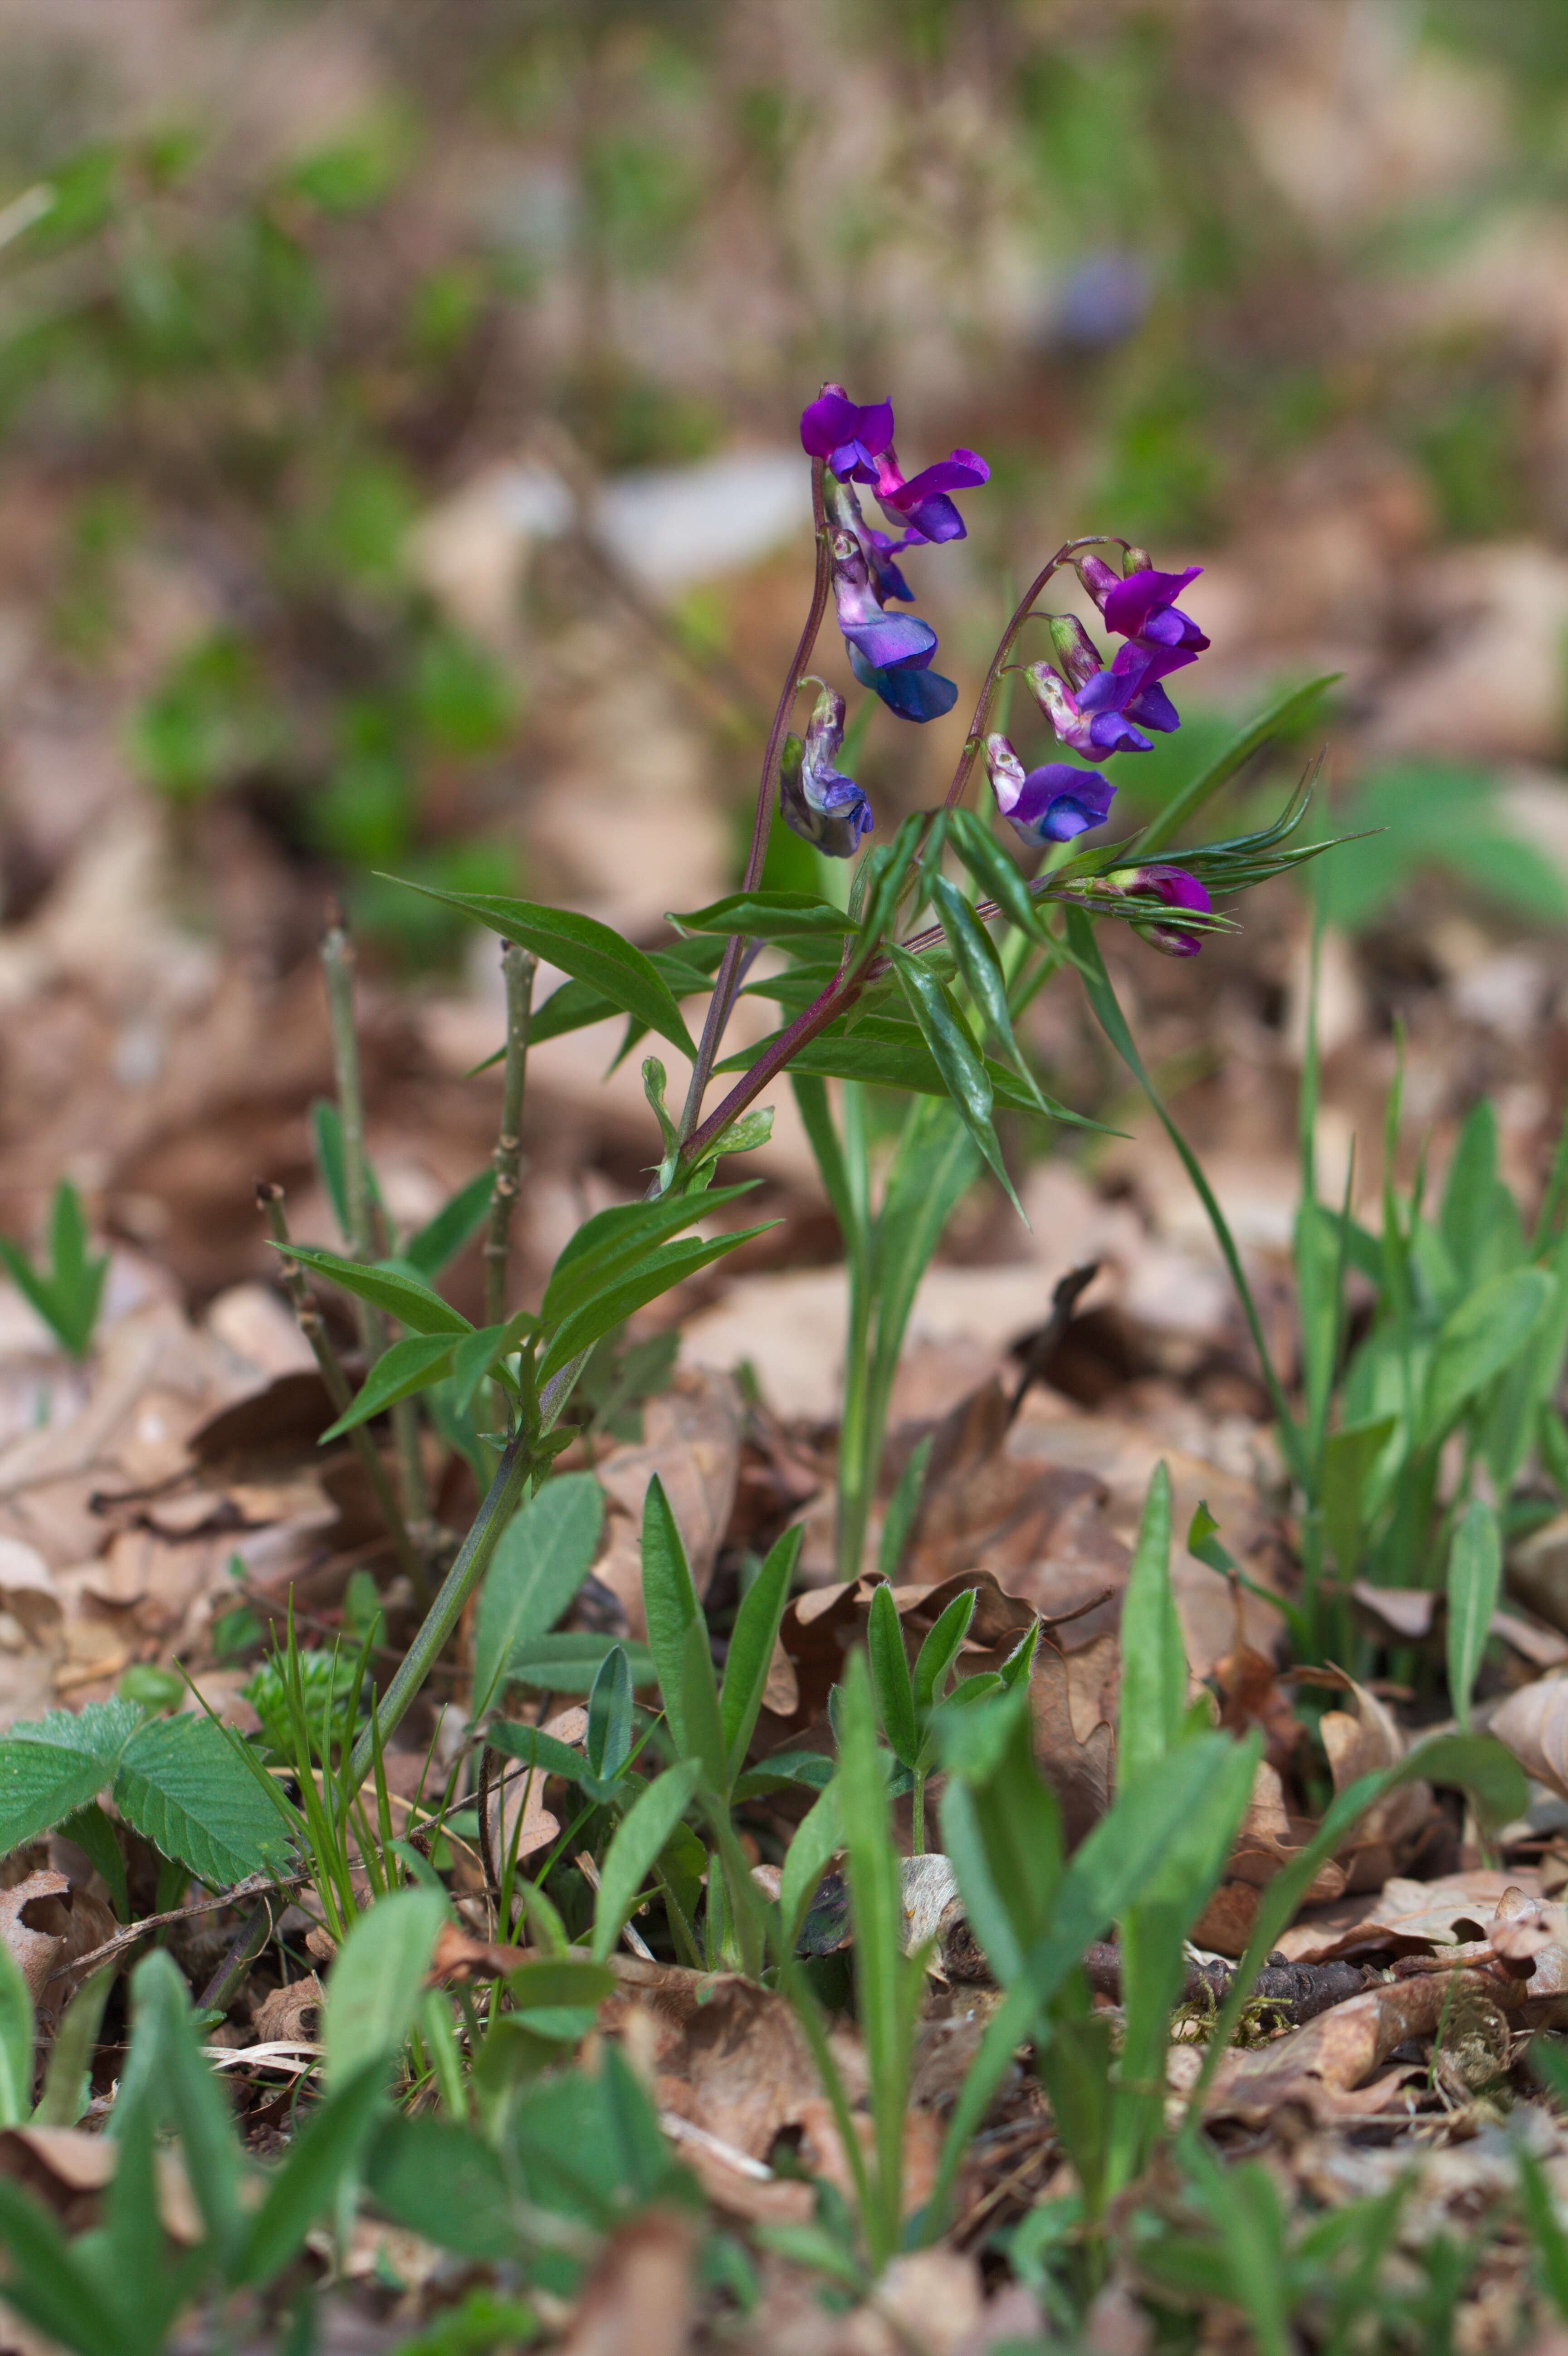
xmin=0 ymin=1181 xmax=108 ymax=1360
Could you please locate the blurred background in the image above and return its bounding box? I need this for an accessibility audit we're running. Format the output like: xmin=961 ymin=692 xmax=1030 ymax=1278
xmin=2 ymin=0 xmax=1568 ymax=1356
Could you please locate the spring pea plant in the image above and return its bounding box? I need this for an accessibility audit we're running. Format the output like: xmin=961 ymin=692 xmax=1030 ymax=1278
xmin=267 ymin=380 xmax=1342 ymax=1778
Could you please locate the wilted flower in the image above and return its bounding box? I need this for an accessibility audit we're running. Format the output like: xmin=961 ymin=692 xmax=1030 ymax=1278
xmin=1106 ymin=862 xmax=1211 ymax=957
xmin=801 ymin=383 xmax=988 ymax=544
xmin=1079 ymin=556 xmax=1209 ymax=656
xmin=984 ymin=733 xmax=1115 ymax=845
xmin=1023 ymin=641 xmax=1193 ymax=758
xmin=781 ymin=684 xmax=874 ymax=859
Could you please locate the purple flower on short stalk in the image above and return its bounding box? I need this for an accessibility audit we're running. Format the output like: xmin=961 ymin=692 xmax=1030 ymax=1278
xmin=800 ymin=383 xmax=989 ymax=543
xmin=1109 ymin=863 xmax=1211 ymax=958
xmin=984 ymin=733 xmax=1116 ymax=845
xmin=781 ymin=684 xmax=874 ymax=859
xmin=1079 ymin=556 xmax=1210 ymax=656
xmin=1023 ymin=641 xmax=1194 ymax=758
xmin=800 ymin=386 xmax=894 ymax=483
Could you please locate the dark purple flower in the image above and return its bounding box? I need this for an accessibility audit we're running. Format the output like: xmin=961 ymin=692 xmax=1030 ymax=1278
xmin=830 ymin=529 xmax=938 ymax=673
xmin=781 ymin=685 xmax=874 ymax=858
xmin=1024 ymin=641 xmax=1194 ymax=758
xmin=984 ymin=734 xmax=1115 ymax=844
xmin=1080 ymin=556 xmax=1210 ymax=656
xmin=800 ymin=384 xmax=894 ymax=483
xmin=871 ymin=445 xmax=989 ymax=545
xmin=1109 ymin=862 xmax=1211 ymax=957
xmin=849 ymin=643 xmax=958 ymax=722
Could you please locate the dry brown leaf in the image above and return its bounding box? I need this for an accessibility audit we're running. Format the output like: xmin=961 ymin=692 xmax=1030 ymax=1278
xmin=603 ymin=1970 xmax=830 ymax=2161
xmin=0 ymin=2128 xmax=201 ymax=2242
xmin=251 ymin=1973 xmax=324 ymax=2043
xmin=1491 ymin=1672 xmax=1568 ymax=1799
xmin=1190 ymin=1973 xmax=1473 ymax=2125
xmin=1275 ymin=1867 xmax=1546 ymax=1964
xmin=592 ymin=1368 xmax=742 ymax=1631
xmin=552 ymin=2209 xmax=698 ymax=2356
xmin=1319 ymin=1677 xmax=1431 ymax=1889
xmin=0 ymin=1869 xmax=70 ymax=2005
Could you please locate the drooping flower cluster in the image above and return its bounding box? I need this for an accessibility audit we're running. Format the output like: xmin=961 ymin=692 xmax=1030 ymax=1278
xmin=799 ymin=383 xmax=989 ymax=749
xmin=982 ymin=548 xmax=1212 ymax=950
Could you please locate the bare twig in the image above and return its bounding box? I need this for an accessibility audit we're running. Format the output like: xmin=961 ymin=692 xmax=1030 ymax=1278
xmin=50 ymin=1870 xmax=308 ymax=1986
xmin=258 ymin=1182 xmax=428 ymax=1596
xmin=482 ymin=941 xmax=536 ymax=1328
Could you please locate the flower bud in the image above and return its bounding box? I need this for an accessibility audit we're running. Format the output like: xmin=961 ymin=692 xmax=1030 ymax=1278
xmin=1123 ymin=545 xmax=1152 ymax=577
xmin=1046 ymin=612 xmax=1100 ymax=693
xmin=1108 ymin=863 xmax=1211 ymax=957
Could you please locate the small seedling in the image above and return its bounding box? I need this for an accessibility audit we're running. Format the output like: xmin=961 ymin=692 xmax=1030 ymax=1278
xmin=0 ymin=1180 xmax=108 ymax=1359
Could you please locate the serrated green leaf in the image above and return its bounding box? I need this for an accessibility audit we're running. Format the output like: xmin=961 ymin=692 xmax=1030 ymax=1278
xmin=472 ymin=1473 xmax=605 ymax=1716
xmin=113 ymin=1715 xmax=295 ymax=1885
xmin=537 ymin=1222 xmax=777 ymax=1383
xmin=385 ymin=885 xmax=697 ymax=1056
xmin=0 ymin=1701 xmax=141 ymax=1855
xmin=270 ymin=1242 xmax=473 ymax=1338
xmin=320 ymin=1333 xmax=458 ymax=1442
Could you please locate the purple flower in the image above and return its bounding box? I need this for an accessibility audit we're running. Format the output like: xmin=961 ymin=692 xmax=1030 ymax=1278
xmin=1024 ymin=642 xmax=1194 ymax=758
xmin=1109 ymin=863 xmax=1211 ymax=957
xmin=830 ymin=529 xmax=938 ymax=673
xmin=984 ymin=734 xmax=1116 ymax=844
xmin=1080 ymin=556 xmax=1210 ymax=656
xmin=849 ymin=643 xmax=958 ymax=723
xmin=782 ymin=685 xmax=874 ymax=858
xmin=871 ymin=445 xmax=989 ymax=545
xmin=800 ymin=385 xmax=894 ymax=483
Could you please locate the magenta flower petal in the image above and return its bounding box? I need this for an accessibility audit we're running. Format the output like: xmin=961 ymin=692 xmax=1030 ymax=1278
xmin=892 ymin=449 xmax=991 ymax=500
xmin=1102 ymin=566 xmax=1202 ymax=636
xmin=1010 ymin=763 xmax=1117 ymax=844
xmin=800 ymin=388 xmax=859 ymax=459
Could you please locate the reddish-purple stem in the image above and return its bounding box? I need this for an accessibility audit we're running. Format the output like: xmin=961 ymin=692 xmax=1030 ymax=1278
xmin=942 ymin=534 xmax=1126 ymax=812
xmin=675 ymin=460 xmax=832 ymax=1147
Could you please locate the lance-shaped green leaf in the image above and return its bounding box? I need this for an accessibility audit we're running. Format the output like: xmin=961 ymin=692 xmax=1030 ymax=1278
xmin=1128 ymin=675 xmax=1339 ymax=860
xmin=889 ymin=945 xmax=1024 ymax=1218
xmin=538 ymin=1222 xmax=777 ymax=1383
xmin=780 ymin=1778 xmax=842 ymax=1947
xmin=586 ymin=1644 xmax=633 ymax=1782
xmin=1421 ymin=1266 xmax=1553 ymax=1443
xmin=320 ymin=1333 xmax=459 ymax=1441
xmin=498 ymin=939 xmax=725 ymax=1060
xmin=946 ymin=809 xmax=1052 ymax=942
xmin=913 ymin=1587 xmax=976 ymax=1718
xmin=385 ymin=884 xmax=697 ymax=1056
xmin=541 ymin=1185 xmax=758 ymax=1331
xmin=483 ymin=1722 xmax=592 ymax=1784
xmin=1447 ymin=1499 xmax=1501 ymax=1731
xmin=867 ymin=1581 xmax=919 ymax=1769
xmin=591 ymin=1759 xmax=701 ymax=1961
xmin=403 ymin=1169 xmax=496 ymax=1279
xmin=1118 ymin=1464 xmax=1187 ymax=1785
xmin=671 ymin=890 xmax=855 ymax=941
xmin=471 ymin=1472 xmax=604 ymax=1715
xmin=719 ymin=1524 xmax=802 ymax=1787
xmin=0 ymin=1940 xmax=33 ymax=2130
xmin=270 ymin=1242 xmax=473 ymax=1338
xmin=505 ymin=1631 xmax=655 ymax=1691
xmin=929 ymin=875 xmax=1039 ymax=1096
xmin=324 ymin=1886 xmax=448 ymax=2084
xmin=640 ymin=1475 xmax=705 ymax=1759
xmin=719 ymin=1016 xmax=1103 ymax=1127
xmin=449 ymin=1310 xmax=535 ymax=1418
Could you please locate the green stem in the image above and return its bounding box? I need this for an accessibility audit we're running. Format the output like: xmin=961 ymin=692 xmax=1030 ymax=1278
xmin=834 ymin=1081 xmax=876 ymax=1582
xmin=259 ymin=1182 xmax=429 ymax=1599
xmin=322 ymin=911 xmax=433 ymax=1540
xmin=910 ymin=1771 xmax=926 ymax=1857
xmin=347 ymin=1431 xmax=534 ymax=1784
xmin=675 ymin=459 xmax=833 ymax=1150
xmin=483 ymin=942 xmax=536 ymax=1327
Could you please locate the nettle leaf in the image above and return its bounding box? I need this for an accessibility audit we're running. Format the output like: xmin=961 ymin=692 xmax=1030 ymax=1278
xmin=0 ymin=1701 xmax=142 ymax=1853
xmin=272 ymin=1243 xmax=473 ymax=1338
xmin=320 ymin=1333 xmax=459 ymax=1442
xmin=112 ymin=1715 xmax=296 ymax=1886
xmin=537 ymin=1224 xmax=777 ymax=1384
xmin=387 ymin=885 xmax=697 ymax=1057
xmin=473 ymin=1473 xmax=605 ymax=1715
xmin=670 ymin=890 xmax=855 ymax=942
